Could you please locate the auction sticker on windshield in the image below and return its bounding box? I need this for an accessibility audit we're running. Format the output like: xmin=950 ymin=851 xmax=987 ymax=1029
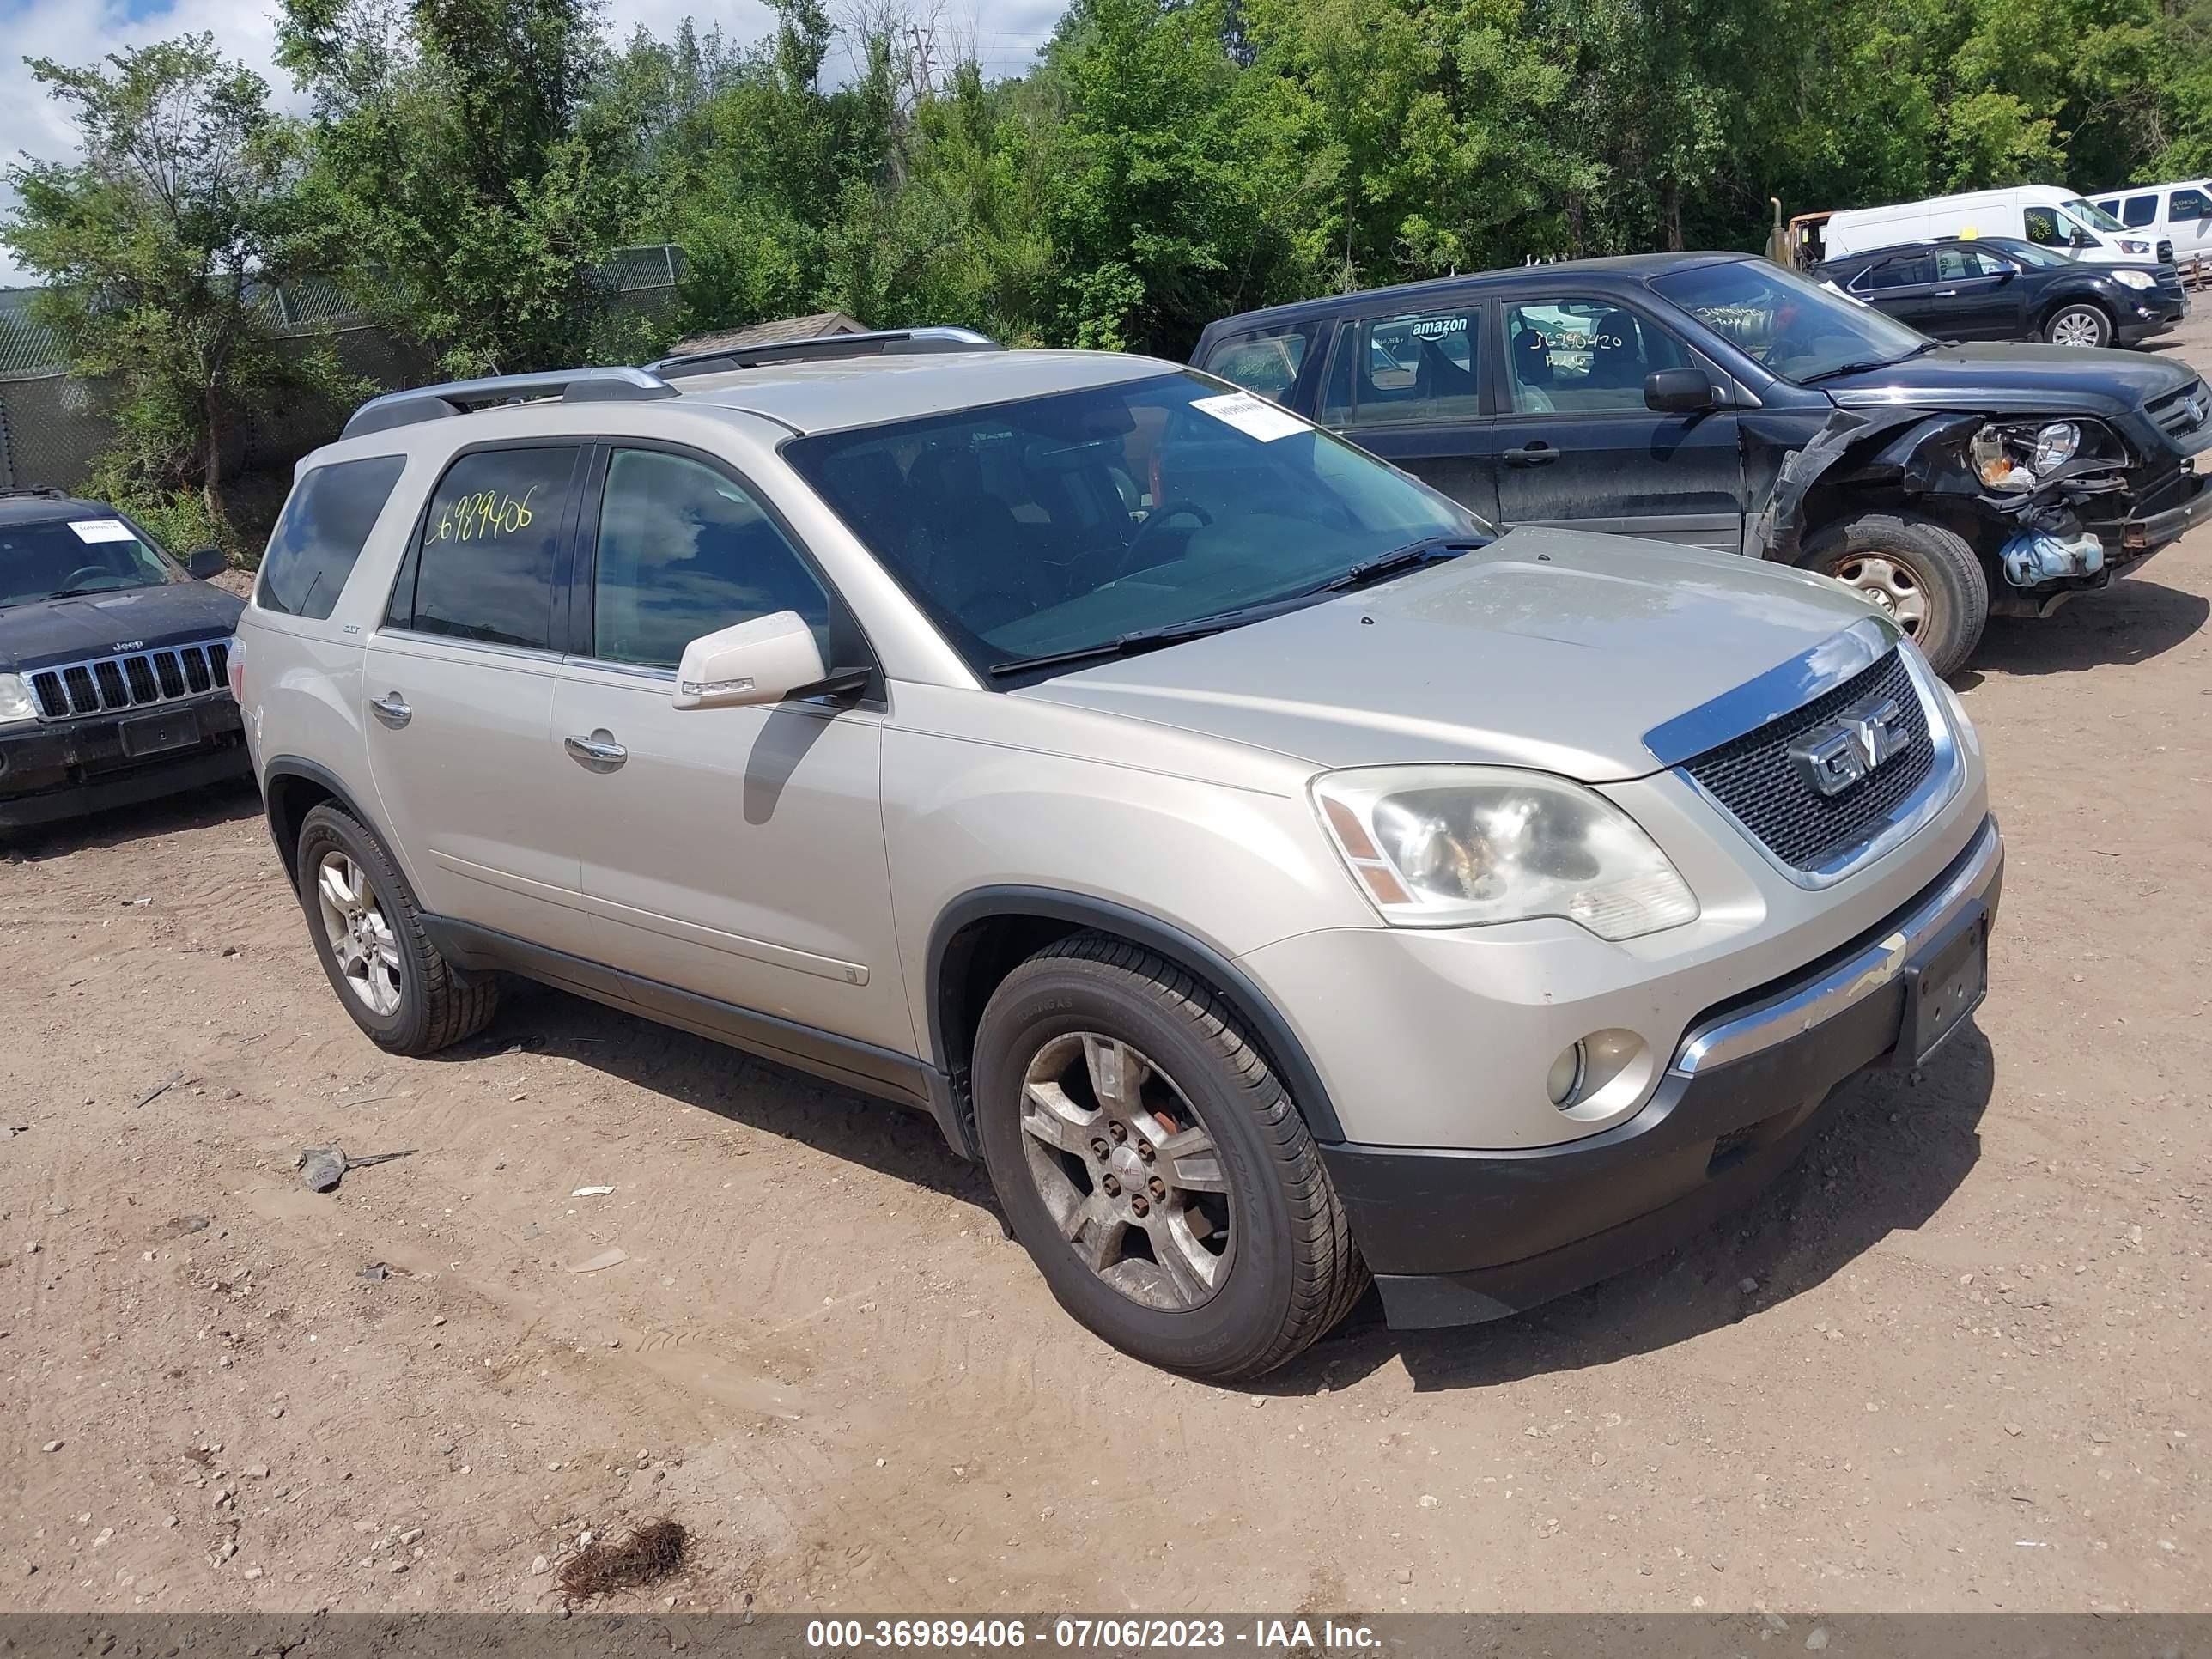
xmin=68 ymin=519 xmax=137 ymax=543
xmin=1190 ymin=390 xmax=1309 ymax=441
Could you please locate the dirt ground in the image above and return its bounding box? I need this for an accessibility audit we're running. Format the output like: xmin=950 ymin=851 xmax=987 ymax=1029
xmin=3 ymin=320 xmax=2209 ymax=1621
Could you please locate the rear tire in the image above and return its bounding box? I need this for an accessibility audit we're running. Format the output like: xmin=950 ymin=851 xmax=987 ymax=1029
xmin=972 ymin=933 xmax=1366 ymax=1382
xmin=296 ymin=803 xmax=499 ymax=1055
xmin=1798 ymin=511 xmax=1988 ymax=677
xmin=2043 ymin=302 xmax=2111 ymax=348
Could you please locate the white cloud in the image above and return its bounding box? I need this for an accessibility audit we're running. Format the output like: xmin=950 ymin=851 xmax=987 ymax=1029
xmin=0 ymin=0 xmax=1060 ymax=286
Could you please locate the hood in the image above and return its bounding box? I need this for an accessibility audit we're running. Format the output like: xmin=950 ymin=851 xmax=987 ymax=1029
xmin=1820 ymin=341 xmax=2196 ymax=420
xmin=1015 ymin=528 xmax=1886 ymax=782
xmin=0 ymin=580 xmax=245 ymax=674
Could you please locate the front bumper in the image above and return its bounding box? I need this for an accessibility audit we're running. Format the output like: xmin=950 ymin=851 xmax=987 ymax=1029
xmin=1321 ymin=813 xmax=2003 ymax=1329
xmin=2120 ymin=466 xmax=2211 ymax=554
xmin=0 ymin=695 xmax=250 ymax=830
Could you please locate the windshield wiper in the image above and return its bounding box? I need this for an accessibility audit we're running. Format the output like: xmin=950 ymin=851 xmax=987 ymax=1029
xmin=1312 ymin=535 xmax=1485 ymax=595
xmin=987 ymin=608 xmax=1268 ymax=678
xmin=1799 ymin=339 xmax=1942 ymax=384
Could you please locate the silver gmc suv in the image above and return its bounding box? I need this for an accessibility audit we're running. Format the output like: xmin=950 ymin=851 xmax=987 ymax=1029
xmin=232 ymin=329 xmax=2002 ymax=1382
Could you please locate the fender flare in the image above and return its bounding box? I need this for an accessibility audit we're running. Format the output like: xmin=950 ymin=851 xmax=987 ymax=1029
xmin=259 ymin=756 xmax=395 ymax=886
xmin=926 ymin=885 xmax=1346 ymax=1144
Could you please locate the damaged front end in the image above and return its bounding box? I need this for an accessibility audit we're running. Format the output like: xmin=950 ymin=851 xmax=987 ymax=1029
xmin=1751 ymin=405 xmax=2159 ymax=617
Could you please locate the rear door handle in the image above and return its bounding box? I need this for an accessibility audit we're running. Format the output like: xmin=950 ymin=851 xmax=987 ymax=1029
xmin=369 ymin=692 xmax=411 ymax=728
xmin=1502 ymin=441 xmax=1560 ymax=466
xmin=564 ymin=730 xmax=628 ymax=771
xmin=1934 ymin=289 xmax=1958 ymax=296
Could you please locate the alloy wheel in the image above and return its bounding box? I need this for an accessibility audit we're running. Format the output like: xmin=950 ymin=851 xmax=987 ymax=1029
xmin=1016 ymin=1031 xmax=1233 ymax=1311
xmin=314 ymin=850 xmax=404 ymax=1017
xmin=1830 ymin=552 xmax=1929 ymax=636
xmin=2049 ymin=310 xmax=2104 ymax=348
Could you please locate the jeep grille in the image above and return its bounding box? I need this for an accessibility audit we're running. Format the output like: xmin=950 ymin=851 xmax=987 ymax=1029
xmin=28 ymin=640 xmax=231 ymax=720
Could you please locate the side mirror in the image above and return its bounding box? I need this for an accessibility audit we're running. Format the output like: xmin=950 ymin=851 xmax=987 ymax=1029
xmin=1645 ymin=368 xmax=1724 ymax=414
xmin=672 ymin=611 xmax=828 ymax=710
xmin=185 ymin=548 xmax=228 ymax=580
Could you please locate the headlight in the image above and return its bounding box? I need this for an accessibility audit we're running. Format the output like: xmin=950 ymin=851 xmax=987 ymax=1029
xmin=0 ymin=672 xmax=40 ymax=726
xmin=1311 ymin=766 xmax=1699 ymax=939
xmin=2112 ymin=269 xmax=2155 ymax=290
xmin=1971 ymin=420 xmax=2080 ymax=490
xmin=2118 ymin=239 xmax=2151 ymax=256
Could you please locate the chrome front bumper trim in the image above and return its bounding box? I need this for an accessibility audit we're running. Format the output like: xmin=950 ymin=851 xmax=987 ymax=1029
xmin=1670 ymin=813 xmax=2002 ymax=1077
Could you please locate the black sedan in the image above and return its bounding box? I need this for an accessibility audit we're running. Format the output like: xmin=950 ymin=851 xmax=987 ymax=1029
xmin=0 ymin=489 xmax=247 ymax=831
xmin=1819 ymin=236 xmax=2187 ymax=349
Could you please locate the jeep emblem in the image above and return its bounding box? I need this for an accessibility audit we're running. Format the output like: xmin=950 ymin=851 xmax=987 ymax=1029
xmin=1790 ymin=694 xmax=1908 ymax=797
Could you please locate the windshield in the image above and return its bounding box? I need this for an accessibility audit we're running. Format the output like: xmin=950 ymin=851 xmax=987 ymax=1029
xmin=785 ymin=371 xmax=1486 ymax=678
xmin=0 ymin=514 xmax=180 ymax=608
xmin=2063 ymin=198 xmax=2127 ymax=234
xmin=1650 ymin=258 xmax=1930 ymax=383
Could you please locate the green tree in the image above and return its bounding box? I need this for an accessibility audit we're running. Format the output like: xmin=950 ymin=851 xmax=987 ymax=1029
xmin=278 ymin=0 xmax=659 ymax=375
xmin=2 ymin=36 xmax=359 ymax=548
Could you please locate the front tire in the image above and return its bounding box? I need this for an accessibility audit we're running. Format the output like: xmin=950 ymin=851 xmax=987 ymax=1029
xmin=1798 ymin=511 xmax=1988 ymax=677
xmin=2043 ymin=302 xmax=2111 ymax=348
xmin=972 ymin=934 xmax=1366 ymax=1382
xmin=295 ymin=803 xmax=499 ymax=1055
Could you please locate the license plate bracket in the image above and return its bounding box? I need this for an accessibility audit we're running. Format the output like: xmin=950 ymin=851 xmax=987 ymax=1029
xmin=1895 ymin=902 xmax=1988 ymax=1069
xmin=118 ymin=711 xmax=198 ymax=760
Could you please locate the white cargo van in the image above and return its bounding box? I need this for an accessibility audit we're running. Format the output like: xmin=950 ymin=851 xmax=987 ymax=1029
xmin=1825 ymin=186 xmax=2160 ymax=265
xmin=2088 ymin=179 xmax=2212 ymax=265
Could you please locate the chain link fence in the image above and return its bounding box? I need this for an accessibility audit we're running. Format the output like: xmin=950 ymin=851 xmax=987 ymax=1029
xmin=0 ymin=247 xmax=683 ymax=493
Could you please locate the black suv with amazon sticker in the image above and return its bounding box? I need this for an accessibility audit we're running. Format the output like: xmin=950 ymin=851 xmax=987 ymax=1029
xmin=0 ymin=488 xmax=246 ymax=831
xmin=1196 ymin=252 xmax=2212 ymax=675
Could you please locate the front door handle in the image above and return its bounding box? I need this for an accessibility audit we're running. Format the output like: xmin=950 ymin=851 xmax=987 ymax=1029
xmin=1502 ymin=441 xmax=1560 ymax=466
xmin=369 ymin=692 xmax=411 ymax=728
xmin=564 ymin=730 xmax=628 ymax=771
xmin=1934 ymin=289 xmax=1958 ymax=296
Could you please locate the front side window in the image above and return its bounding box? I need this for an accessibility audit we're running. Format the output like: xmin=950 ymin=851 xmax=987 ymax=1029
xmin=1650 ymin=258 xmax=1929 ymax=385
xmin=258 ymin=454 xmax=407 ymax=620
xmin=1504 ymin=298 xmax=1690 ymax=412
xmin=2169 ymin=188 xmax=2212 ymax=221
xmin=0 ymin=516 xmax=179 ymax=609
xmin=590 ymin=448 xmax=830 ymax=670
xmin=398 ymin=447 xmax=579 ymax=650
xmin=787 ymin=372 xmax=1484 ymax=678
xmin=2024 ymin=206 xmax=2063 ymax=246
xmin=1199 ymin=325 xmax=1316 ymax=404
xmin=1934 ymin=246 xmax=1999 ymax=281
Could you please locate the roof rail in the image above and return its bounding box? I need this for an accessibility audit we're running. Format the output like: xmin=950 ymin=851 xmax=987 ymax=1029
xmin=340 ymin=366 xmax=678 ymax=441
xmin=648 ymin=325 xmax=1002 ymax=380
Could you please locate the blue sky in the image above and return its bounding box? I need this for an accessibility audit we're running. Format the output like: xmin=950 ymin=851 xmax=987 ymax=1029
xmin=0 ymin=0 xmax=1062 ymax=284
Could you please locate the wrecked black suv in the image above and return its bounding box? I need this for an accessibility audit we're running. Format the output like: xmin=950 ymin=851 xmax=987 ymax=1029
xmin=0 ymin=489 xmax=246 ymax=831
xmin=1195 ymin=253 xmax=2212 ymax=674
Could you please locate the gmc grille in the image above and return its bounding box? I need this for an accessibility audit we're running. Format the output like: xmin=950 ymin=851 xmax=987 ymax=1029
xmin=29 ymin=640 xmax=231 ymax=720
xmin=1680 ymin=650 xmax=1935 ymax=873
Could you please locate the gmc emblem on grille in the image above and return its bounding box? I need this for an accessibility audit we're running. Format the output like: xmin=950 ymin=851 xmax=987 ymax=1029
xmin=1790 ymin=694 xmax=1908 ymax=798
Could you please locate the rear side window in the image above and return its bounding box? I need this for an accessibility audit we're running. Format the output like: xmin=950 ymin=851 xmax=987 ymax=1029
xmin=2119 ymin=194 xmax=2159 ymax=228
xmin=1199 ymin=324 xmax=1317 ymax=404
xmin=392 ymin=447 xmax=580 ymax=650
xmin=1327 ymin=306 xmax=1481 ymax=426
xmin=257 ymin=455 xmax=407 ymax=620
xmin=1861 ymin=252 xmax=1936 ymax=290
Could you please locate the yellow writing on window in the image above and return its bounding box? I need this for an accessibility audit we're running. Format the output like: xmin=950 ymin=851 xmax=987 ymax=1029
xmin=434 ymin=485 xmax=540 ymax=543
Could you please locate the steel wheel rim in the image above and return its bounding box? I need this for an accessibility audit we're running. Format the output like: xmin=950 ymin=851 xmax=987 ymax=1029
xmin=1831 ymin=553 xmax=1929 ymax=635
xmin=1017 ymin=1031 xmax=1233 ymax=1311
xmin=2051 ymin=311 xmax=2102 ymax=347
xmin=315 ymin=851 xmax=403 ymax=1017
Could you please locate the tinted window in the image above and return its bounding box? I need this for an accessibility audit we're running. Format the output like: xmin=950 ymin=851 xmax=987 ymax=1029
xmin=257 ymin=455 xmax=406 ymax=620
xmin=1331 ymin=307 xmax=1480 ymax=425
xmin=591 ymin=449 xmax=830 ymax=670
xmin=1200 ymin=325 xmax=1316 ymax=404
xmin=1861 ymin=252 xmax=1936 ymax=290
xmin=403 ymin=447 xmax=578 ymax=649
xmin=2120 ymin=194 xmax=2159 ymax=228
xmin=1504 ymin=298 xmax=1688 ymax=412
xmin=2171 ymin=189 xmax=2212 ymax=220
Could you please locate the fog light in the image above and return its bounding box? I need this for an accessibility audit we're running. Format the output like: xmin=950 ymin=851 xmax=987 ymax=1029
xmin=1546 ymin=1042 xmax=1586 ymax=1106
